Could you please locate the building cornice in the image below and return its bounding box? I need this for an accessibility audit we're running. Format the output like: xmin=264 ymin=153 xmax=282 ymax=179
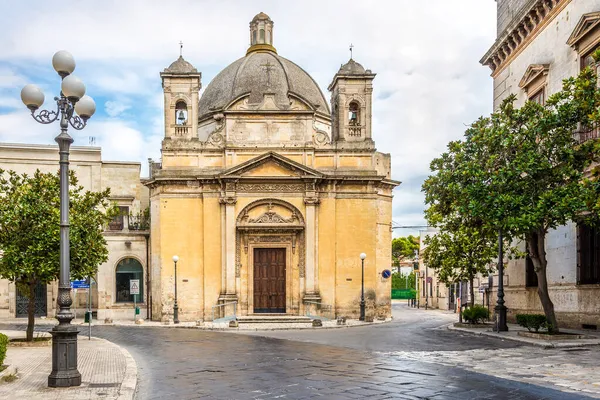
xmin=480 ymin=0 xmax=569 ymax=77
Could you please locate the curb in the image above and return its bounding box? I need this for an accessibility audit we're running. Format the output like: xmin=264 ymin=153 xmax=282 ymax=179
xmin=90 ymin=337 xmax=138 ymax=400
xmin=95 ymin=318 xmax=392 ymax=332
xmin=447 ymin=324 xmax=600 ymax=348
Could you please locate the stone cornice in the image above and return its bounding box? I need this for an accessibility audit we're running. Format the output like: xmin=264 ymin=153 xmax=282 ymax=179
xmin=480 ymin=0 xmax=567 ymax=76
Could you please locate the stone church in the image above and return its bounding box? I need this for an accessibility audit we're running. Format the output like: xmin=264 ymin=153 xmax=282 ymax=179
xmin=147 ymin=12 xmax=398 ymax=322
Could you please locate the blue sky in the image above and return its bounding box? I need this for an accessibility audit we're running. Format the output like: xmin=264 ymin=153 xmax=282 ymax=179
xmin=0 ymin=0 xmax=497 ymax=237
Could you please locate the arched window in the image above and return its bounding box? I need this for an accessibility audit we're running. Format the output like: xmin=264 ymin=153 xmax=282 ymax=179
xmin=348 ymin=101 xmax=360 ymax=125
xmin=116 ymin=258 xmax=144 ymax=302
xmin=260 ymin=29 xmax=265 ymax=42
xmin=175 ymin=100 xmax=187 ymax=126
xmin=252 ymin=29 xmax=257 ymax=45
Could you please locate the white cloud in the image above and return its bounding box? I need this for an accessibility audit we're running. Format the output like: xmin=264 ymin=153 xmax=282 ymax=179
xmin=104 ymin=99 xmax=131 ymax=117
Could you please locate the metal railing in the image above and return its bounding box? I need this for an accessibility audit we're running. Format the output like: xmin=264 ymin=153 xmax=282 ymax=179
xmin=211 ymin=301 xmax=237 ymax=323
xmin=128 ymin=215 xmax=150 ymax=231
xmin=574 ymin=123 xmax=600 ymax=144
xmin=304 ymin=301 xmax=334 ymax=321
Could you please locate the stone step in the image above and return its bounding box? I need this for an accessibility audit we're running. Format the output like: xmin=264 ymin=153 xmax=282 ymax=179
xmin=237 ymin=315 xmax=312 ymax=324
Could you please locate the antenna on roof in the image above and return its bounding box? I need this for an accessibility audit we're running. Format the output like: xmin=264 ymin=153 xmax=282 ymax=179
xmin=89 ymin=136 xmax=96 ymax=146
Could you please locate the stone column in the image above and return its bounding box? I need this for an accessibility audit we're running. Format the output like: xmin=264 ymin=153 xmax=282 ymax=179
xmin=225 ymin=199 xmax=236 ymax=294
xmin=303 ymin=181 xmax=321 ymax=304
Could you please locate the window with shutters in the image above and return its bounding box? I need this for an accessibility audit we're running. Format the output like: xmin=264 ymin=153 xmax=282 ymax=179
xmin=578 ymin=222 xmax=600 ymax=285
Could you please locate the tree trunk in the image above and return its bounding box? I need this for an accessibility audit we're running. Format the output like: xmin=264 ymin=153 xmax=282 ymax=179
xmin=528 ymin=232 xmax=559 ymax=333
xmin=469 ymin=276 xmax=475 ymax=307
xmin=26 ymin=282 xmax=36 ymax=342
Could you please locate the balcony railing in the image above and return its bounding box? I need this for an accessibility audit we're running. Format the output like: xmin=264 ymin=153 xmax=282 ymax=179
xmin=128 ymin=215 xmax=150 ymax=231
xmin=174 ymin=125 xmax=189 ymax=136
xmin=574 ymin=124 xmax=600 ymax=144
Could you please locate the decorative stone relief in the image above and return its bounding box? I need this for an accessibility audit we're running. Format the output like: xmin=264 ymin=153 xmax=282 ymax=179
xmin=219 ymin=196 xmax=237 ymax=205
xmin=237 ymin=183 xmax=304 ymax=193
xmin=235 ymin=232 xmax=241 ymax=277
xmin=248 ymin=204 xmax=299 ymax=223
xmin=299 ymin=231 xmax=305 ymax=278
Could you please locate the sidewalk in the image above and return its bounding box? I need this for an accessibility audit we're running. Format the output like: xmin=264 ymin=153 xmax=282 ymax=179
xmin=448 ymin=322 xmax=600 ymax=348
xmin=0 ymin=332 xmax=137 ymax=400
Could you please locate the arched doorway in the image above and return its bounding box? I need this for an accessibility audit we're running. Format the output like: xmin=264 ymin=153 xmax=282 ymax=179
xmin=115 ymin=258 xmax=144 ymax=303
xmin=236 ymin=199 xmax=305 ymax=314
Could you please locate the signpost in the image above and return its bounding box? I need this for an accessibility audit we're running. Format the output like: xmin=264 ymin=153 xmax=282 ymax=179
xmin=130 ymin=279 xmax=140 ymax=321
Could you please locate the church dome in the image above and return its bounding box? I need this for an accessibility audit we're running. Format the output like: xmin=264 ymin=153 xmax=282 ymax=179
xmin=164 ymin=56 xmax=198 ymax=74
xmin=198 ymin=13 xmax=329 ymax=121
xmin=338 ymin=59 xmax=366 ymax=75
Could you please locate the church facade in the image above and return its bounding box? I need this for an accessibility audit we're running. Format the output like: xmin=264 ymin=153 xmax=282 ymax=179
xmin=147 ymin=13 xmax=398 ymax=322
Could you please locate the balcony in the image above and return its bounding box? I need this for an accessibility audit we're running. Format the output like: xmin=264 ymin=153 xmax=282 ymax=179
xmin=575 ymin=124 xmax=600 ymax=144
xmin=174 ymin=125 xmax=189 ymax=136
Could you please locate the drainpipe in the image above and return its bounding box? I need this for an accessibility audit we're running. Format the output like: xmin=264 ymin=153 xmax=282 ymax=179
xmin=146 ymin=233 xmax=151 ymax=320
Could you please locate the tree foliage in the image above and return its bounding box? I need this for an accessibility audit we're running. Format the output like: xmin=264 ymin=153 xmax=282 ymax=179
xmin=391 ymin=235 xmax=419 ymax=266
xmin=0 ymin=169 xmax=116 ymax=340
xmin=422 ymin=225 xmax=497 ymax=307
xmin=422 ymin=68 xmax=600 ymax=332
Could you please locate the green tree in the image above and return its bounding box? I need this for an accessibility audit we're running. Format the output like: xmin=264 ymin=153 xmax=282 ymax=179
xmin=392 ymin=272 xmax=415 ymax=290
xmin=421 ymin=225 xmax=497 ymax=307
xmin=0 ymin=169 xmax=116 ymax=341
xmin=391 ymin=235 xmax=419 ymax=266
xmin=422 ymin=68 xmax=600 ymax=332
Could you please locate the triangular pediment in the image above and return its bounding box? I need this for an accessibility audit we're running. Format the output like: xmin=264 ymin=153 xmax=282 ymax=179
xmin=220 ymin=152 xmax=323 ymax=178
xmin=518 ymin=64 xmax=549 ymax=89
xmin=567 ymin=12 xmax=600 ymax=48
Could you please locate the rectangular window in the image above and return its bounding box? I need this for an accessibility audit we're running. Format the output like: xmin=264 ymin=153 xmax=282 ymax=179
xmin=108 ymin=206 xmax=129 ymax=231
xmin=581 ymin=44 xmax=600 ymax=71
xmin=529 ymin=88 xmax=545 ymax=105
xmin=578 ymin=223 xmax=600 ymax=284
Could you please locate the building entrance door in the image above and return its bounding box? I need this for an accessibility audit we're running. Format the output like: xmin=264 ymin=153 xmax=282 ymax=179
xmin=16 ymin=282 xmax=47 ymax=317
xmin=253 ymin=248 xmax=286 ymax=313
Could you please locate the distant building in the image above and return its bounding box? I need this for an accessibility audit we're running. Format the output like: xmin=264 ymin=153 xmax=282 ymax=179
xmin=0 ymin=143 xmax=149 ymax=321
xmin=480 ymin=0 xmax=600 ymax=329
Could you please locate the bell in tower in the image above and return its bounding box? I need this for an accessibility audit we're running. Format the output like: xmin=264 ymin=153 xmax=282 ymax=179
xmin=160 ymin=44 xmax=201 ymax=139
xmin=328 ymin=53 xmax=376 ymax=143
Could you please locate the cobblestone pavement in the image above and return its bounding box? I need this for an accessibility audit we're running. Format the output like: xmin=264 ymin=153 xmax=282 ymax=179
xmin=0 ymin=336 xmax=136 ymax=400
xmin=2 ymin=304 xmax=597 ymax=399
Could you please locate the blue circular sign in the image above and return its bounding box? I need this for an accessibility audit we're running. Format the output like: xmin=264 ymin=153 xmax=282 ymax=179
xmin=382 ymin=269 xmax=392 ymax=279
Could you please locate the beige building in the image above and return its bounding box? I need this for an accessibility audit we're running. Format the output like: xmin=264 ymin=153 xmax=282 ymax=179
xmin=480 ymin=0 xmax=600 ymax=329
xmin=147 ymin=12 xmax=398 ymax=322
xmin=0 ymin=143 xmax=149 ymax=321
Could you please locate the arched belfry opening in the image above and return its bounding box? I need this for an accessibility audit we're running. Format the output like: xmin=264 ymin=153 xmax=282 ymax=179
xmin=175 ymin=100 xmax=188 ymax=125
xmin=348 ymin=101 xmax=360 ymax=125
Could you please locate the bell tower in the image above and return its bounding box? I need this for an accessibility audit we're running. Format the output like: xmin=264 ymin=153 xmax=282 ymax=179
xmin=160 ymin=50 xmax=201 ymax=140
xmin=328 ymin=57 xmax=376 ymax=143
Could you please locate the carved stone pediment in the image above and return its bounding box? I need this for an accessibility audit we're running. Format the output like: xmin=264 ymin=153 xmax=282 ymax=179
xmin=567 ymin=12 xmax=600 ymax=50
xmin=219 ymin=151 xmax=323 ymax=179
xmin=236 ymin=198 xmax=305 ymax=230
xmin=518 ymin=64 xmax=549 ymax=89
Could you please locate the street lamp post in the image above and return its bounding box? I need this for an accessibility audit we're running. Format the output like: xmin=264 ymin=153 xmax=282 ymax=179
xmin=21 ymin=50 xmax=96 ymax=388
xmin=359 ymin=253 xmax=366 ymax=321
xmin=172 ymin=255 xmax=179 ymax=324
xmin=495 ymin=229 xmax=508 ymax=331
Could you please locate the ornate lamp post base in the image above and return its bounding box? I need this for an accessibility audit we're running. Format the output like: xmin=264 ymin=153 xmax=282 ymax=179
xmin=494 ymin=304 xmax=508 ymax=332
xmin=48 ymin=326 xmax=81 ymax=387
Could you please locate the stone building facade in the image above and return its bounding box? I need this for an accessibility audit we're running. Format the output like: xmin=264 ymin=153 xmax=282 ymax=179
xmin=481 ymin=0 xmax=600 ymax=329
xmin=147 ymin=13 xmax=398 ymax=322
xmin=0 ymin=143 xmax=149 ymax=321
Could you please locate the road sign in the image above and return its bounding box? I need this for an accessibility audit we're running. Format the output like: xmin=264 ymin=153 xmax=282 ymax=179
xmin=71 ymin=279 xmax=89 ymax=289
xmin=382 ymin=269 xmax=392 ymax=279
xmin=130 ymin=279 xmax=140 ymax=295
xmin=479 ymin=286 xmax=486 ymax=293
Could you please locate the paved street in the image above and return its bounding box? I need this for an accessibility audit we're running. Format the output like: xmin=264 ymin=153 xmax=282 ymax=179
xmin=2 ymin=303 xmax=598 ymax=399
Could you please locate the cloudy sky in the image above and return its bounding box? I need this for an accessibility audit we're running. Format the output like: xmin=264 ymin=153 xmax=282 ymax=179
xmin=0 ymin=0 xmax=496 ymax=237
